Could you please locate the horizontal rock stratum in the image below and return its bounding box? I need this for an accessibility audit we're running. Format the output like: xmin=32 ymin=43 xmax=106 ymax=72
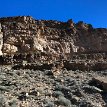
xmin=0 ymin=16 xmax=107 ymax=63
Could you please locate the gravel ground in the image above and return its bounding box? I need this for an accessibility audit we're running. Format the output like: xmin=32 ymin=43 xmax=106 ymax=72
xmin=0 ymin=65 xmax=107 ymax=107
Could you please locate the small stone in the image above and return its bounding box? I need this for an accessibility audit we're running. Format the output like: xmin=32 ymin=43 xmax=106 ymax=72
xmin=83 ymin=85 xmax=103 ymax=93
xmin=19 ymin=101 xmax=29 ymax=107
xmin=57 ymin=96 xmax=72 ymax=107
xmin=18 ymin=92 xmax=29 ymax=101
xmin=45 ymin=101 xmax=54 ymax=107
xmin=0 ymin=86 xmax=10 ymax=91
xmin=71 ymin=95 xmax=80 ymax=104
xmin=9 ymin=99 xmax=18 ymax=107
xmin=53 ymin=91 xmax=64 ymax=97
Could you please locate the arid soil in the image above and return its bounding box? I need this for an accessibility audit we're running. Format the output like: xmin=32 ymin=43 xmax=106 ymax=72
xmin=0 ymin=65 xmax=107 ymax=107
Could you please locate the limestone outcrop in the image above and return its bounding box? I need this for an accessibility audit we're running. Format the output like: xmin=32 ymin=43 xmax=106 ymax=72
xmin=0 ymin=16 xmax=107 ymax=65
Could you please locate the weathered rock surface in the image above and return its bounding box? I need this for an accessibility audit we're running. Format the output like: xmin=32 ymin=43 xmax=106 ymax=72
xmin=1 ymin=16 xmax=107 ymax=72
xmin=0 ymin=16 xmax=74 ymax=62
xmin=0 ymin=16 xmax=107 ymax=107
xmin=0 ymin=16 xmax=107 ymax=63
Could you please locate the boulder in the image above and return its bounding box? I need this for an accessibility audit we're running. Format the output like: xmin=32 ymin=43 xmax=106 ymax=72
xmin=92 ymin=76 xmax=107 ymax=92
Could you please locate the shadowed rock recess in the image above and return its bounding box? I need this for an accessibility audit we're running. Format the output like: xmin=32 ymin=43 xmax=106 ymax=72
xmin=0 ymin=16 xmax=107 ymax=107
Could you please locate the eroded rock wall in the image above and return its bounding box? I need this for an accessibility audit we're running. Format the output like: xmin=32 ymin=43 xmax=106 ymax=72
xmin=0 ymin=23 xmax=3 ymax=55
xmin=0 ymin=16 xmax=74 ymax=62
xmin=0 ymin=16 xmax=107 ymax=63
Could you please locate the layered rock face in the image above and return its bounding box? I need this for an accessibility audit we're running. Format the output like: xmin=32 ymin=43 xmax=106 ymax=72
xmin=1 ymin=16 xmax=107 ymax=107
xmin=0 ymin=16 xmax=107 ymax=63
xmin=0 ymin=16 xmax=75 ymax=63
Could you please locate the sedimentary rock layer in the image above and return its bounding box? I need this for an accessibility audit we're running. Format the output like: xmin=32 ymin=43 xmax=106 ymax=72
xmin=0 ymin=16 xmax=107 ymax=63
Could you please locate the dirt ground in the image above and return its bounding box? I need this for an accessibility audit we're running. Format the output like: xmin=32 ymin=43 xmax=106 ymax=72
xmin=0 ymin=65 xmax=107 ymax=107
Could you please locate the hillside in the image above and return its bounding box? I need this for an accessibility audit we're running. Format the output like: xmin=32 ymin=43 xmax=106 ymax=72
xmin=0 ymin=16 xmax=107 ymax=107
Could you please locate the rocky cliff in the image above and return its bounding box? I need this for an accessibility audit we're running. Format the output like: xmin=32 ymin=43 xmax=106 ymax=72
xmin=0 ymin=16 xmax=107 ymax=107
xmin=0 ymin=16 xmax=107 ymax=63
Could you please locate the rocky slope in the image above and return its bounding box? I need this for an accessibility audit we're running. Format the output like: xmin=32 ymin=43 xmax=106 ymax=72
xmin=0 ymin=16 xmax=107 ymax=107
xmin=0 ymin=66 xmax=107 ymax=107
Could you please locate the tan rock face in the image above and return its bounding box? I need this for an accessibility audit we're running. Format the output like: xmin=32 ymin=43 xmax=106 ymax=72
xmin=3 ymin=43 xmax=18 ymax=54
xmin=0 ymin=16 xmax=107 ymax=62
xmin=0 ymin=23 xmax=3 ymax=55
xmin=6 ymin=36 xmax=18 ymax=45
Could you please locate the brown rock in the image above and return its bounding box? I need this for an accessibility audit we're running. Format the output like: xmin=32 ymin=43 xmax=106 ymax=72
xmin=0 ymin=16 xmax=107 ymax=65
xmin=92 ymin=76 xmax=107 ymax=91
xmin=3 ymin=43 xmax=18 ymax=54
